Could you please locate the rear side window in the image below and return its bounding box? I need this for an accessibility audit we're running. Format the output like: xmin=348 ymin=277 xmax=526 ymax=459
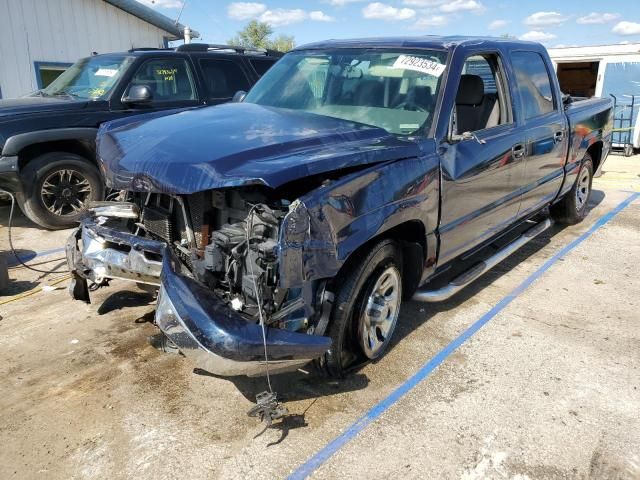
xmin=249 ymin=58 xmax=276 ymax=77
xmin=511 ymin=51 xmax=555 ymax=120
xmin=200 ymin=59 xmax=250 ymax=100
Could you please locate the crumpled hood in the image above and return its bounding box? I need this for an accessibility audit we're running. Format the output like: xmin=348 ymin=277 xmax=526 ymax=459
xmin=98 ymin=102 xmax=419 ymax=194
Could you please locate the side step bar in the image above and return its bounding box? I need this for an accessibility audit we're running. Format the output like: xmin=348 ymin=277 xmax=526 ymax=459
xmin=413 ymin=218 xmax=552 ymax=302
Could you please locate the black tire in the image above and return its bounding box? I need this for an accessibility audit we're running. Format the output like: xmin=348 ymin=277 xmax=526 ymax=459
xmin=18 ymin=152 xmax=103 ymax=230
xmin=550 ymin=154 xmax=593 ymax=225
xmin=319 ymin=239 xmax=403 ymax=378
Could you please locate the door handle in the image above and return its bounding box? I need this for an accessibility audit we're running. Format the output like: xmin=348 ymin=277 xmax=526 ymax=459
xmin=512 ymin=143 xmax=526 ymax=159
xmin=553 ymin=130 xmax=565 ymax=143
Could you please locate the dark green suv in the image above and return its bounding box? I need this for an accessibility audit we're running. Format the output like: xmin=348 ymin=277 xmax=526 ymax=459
xmin=0 ymin=43 xmax=281 ymax=229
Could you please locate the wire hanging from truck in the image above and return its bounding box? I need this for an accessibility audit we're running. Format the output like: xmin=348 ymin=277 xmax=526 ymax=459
xmin=244 ymin=204 xmax=288 ymax=425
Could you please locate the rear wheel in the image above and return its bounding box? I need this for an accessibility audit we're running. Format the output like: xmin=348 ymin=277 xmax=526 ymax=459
xmin=319 ymin=239 xmax=403 ymax=377
xmin=18 ymin=152 xmax=103 ymax=230
xmin=550 ymin=153 xmax=593 ymax=225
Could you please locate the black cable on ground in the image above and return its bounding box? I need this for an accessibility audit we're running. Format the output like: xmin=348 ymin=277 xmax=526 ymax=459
xmin=0 ymin=188 xmax=69 ymax=275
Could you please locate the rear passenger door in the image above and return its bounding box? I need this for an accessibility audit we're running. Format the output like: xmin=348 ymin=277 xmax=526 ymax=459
xmin=438 ymin=52 xmax=526 ymax=265
xmin=510 ymin=51 xmax=569 ymax=217
xmin=198 ymin=58 xmax=251 ymax=105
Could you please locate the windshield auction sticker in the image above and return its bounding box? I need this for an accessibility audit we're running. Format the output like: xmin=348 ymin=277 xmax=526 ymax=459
xmin=393 ymin=55 xmax=446 ymax=77
xmin=95 ymin=68 xmax=118 ymax=77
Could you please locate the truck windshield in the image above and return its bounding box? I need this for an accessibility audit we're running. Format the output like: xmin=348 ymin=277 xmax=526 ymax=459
xmin=39 ymin=55 xmax=134 ymax=100
xmin=244 ymin=48 xmax=448 ymax=136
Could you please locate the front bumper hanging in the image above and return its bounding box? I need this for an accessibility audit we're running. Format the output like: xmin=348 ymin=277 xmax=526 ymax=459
xmin=154 ymin=250 xmax=332 ymax=377
xmin=66 ymin=218 xmax=165 ymax=301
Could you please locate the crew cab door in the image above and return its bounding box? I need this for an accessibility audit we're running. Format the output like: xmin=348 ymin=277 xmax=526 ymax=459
xmin=437 ymin=51 xmax=525 ymax=265
xmin=509 ymin=51 xmax=569 ymax=216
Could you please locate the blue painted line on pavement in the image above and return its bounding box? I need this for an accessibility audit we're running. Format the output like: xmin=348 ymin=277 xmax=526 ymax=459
xmin=289 ymin=191 xmax=640 ymax=480
xmin=7 ymin=247 xmax=66 ymax=267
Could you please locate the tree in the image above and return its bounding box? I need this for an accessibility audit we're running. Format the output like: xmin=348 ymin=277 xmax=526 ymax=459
xmin=228 ymin=20 xmax=295 ymax=52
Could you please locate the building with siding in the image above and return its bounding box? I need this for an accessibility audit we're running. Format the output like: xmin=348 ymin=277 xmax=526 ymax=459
xmin=0 ymin=0 xmax=197 ymax=99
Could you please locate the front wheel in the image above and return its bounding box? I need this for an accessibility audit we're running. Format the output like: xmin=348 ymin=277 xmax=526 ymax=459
xmin=18 ymin=152 xmax=103 ymax=230
xmin=550 ymin=154 xmax=593 ymax=225
xmin=319 ymin=239 xmax=403 ymax=377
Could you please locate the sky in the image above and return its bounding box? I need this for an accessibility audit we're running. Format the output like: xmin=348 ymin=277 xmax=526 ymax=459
xmin=138 ymin=0 xmax=640 ymax=48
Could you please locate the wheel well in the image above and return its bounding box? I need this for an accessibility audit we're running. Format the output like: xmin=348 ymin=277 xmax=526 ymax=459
xmin=17 ymin=140 xmax=95 ymax=170
xmin=336 ymin=220 xmax=427 ymax=299
xmin=586 ymin=141 xmax=603 ymax=173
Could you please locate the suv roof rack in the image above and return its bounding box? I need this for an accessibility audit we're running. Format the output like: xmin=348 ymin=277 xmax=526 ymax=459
xmin=175 ymin=43 xmax=284 ymax=57
xmin=127 ymin=47 xmax=173 ymax=53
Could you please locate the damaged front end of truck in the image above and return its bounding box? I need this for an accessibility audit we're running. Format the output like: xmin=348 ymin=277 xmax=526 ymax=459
xmin=66 ymin=102 xmax=436 ymax=377
xmin=68 ymin=185 xmax=339 ymax=376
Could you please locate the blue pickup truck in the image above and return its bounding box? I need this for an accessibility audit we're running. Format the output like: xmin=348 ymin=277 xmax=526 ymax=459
xmin=67 ymin=36 xmax=613 ymax=378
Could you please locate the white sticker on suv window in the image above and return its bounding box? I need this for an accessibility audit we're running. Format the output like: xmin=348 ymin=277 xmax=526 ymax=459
xmin=95 ymin=68 xmax=118 ymax=77
xmin=392 ymin=55 xmax=446 ymax=77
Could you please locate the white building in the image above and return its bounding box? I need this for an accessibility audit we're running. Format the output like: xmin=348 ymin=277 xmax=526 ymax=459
xmin=548 ymin=43 xmax=640 ymax=150
xmin=0 ymin=0 xmax=197 ymax=99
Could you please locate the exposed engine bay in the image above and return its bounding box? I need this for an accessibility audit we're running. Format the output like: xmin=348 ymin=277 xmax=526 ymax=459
xmin=124 ymin=187 xmax=315 ymax=333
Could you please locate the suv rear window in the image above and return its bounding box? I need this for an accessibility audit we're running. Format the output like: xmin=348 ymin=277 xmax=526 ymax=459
xmin=199 ymin=59 xmax=250 ymax=100
xmin=249 ymin=58 xmax=276 ymax=77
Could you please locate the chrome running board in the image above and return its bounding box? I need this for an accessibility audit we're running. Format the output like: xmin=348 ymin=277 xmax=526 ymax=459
xmin=413 ymin=218 xmax=552 ymax=302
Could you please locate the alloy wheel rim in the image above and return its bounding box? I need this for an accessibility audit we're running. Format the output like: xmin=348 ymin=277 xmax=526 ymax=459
xmin=359 ymin=266 xmax=401 ymax=359
xmin=575 ymin=166 xmax=591 ymax=210
xmin=41 ymin=169 xmax=92 ymax=216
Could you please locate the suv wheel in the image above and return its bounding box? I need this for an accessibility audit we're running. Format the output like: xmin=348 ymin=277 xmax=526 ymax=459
xmin=18 ymin=152 xmax=103 ymax=230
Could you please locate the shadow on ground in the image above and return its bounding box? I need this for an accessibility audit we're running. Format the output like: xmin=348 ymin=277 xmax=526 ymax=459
xmin=194 ymin=368 xmax=370 ymax=444
xmin=97 ymin=289 xmax=156 ymax=315
xmin=387 ymin=189 xmax=608 ymax=358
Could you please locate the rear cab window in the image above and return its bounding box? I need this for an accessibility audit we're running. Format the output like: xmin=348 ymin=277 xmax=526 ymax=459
xmin=510 ymin=51 xmax=556 ymax=121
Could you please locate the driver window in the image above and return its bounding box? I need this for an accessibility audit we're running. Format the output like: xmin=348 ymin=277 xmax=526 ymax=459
xmin=455 ymin=54 xmax=510 ymax=134
xmin=126 ymin=58 xmax=197 ymax=103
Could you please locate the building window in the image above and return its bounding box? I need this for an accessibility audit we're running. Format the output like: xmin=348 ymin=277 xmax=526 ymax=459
xmin=34 ymin=62 xmax=73 ymax=89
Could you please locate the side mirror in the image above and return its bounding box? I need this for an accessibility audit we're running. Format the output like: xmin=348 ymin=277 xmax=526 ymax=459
xmin=122 ymin=85 xmax=153 ymax=105
xmin=231 ymin=90 xmax=247 ymax=103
